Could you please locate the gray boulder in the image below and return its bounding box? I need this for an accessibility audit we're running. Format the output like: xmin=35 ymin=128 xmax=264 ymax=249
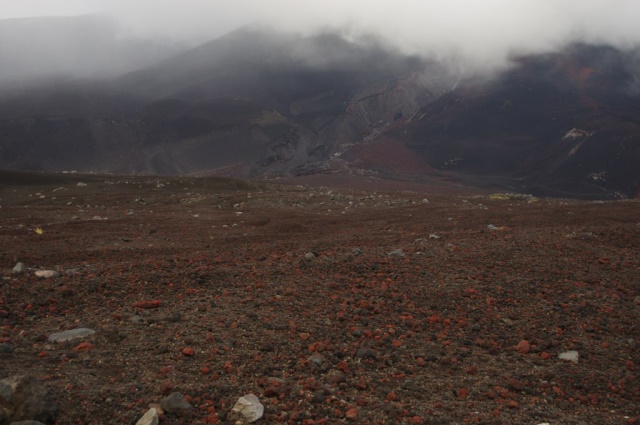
xmin=160 ymin=392 xmax=192 ymax=413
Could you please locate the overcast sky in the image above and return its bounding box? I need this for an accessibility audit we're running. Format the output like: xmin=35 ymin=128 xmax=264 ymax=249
xmin=1 ymin=0 xmax=639 ymax=70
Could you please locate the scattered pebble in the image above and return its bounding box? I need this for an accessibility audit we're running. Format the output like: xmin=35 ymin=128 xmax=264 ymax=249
xmin=34 ymin=270 xmax=60 ymax=279
xmin=135 ymin=408 xmax=159 ymax=425
xmin=516 ymin=340 xmax=530 ymax=354
xmin=304 ymin=252 xmax=316 ymax=260
xmin=355 ymin=347 xmax=377 ymax=360
xmin=558 ymin=350 xmax=579 ymax=363
xmin=160 ymin=392 xmax=192 ymax=413
xmin=229 ymin=394 xmax=264 ymax=424
xmin=12 ymin=262 xmax=25 ymax=274
xmin=48 ymin=328 xmax=95 ymax=343
xmin=388 ymin=249 xmax=405 ymax=258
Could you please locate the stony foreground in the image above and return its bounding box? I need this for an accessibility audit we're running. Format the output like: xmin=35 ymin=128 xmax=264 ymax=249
xmin=0 ymin=177 xmax=639 ymax=424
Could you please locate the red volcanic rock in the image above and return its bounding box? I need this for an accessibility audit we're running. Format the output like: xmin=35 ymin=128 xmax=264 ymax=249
xmin=516 ymin=340 xmax=531 ymax=354
xmin=133 ymin=300 xmax=163 ymax=309
xmin=345 ymin=407 xmax=358 ymax=420
xmin=1 ymin=178 xmax=638 ymax=424
xmin=160 ymin=382 xmax=174 ymax=395
xmin=72 ymin=342 xmax=94 ymax=351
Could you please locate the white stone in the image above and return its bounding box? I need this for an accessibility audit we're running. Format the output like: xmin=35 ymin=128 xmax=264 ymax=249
xmin=558 ymin=350 xmax=579 ymax=363
xmin=77 ymin=182 xmax=87 ymax=187
xmin=135 ymin=408 xmax=159 ymax=425
xmin=230 ymin=394 xmax=264 ymax=423
xmin=429 ymin=234 xmax=440 ymax=239
xmin=304 ymin=252 xmax=316 ymax=260
xmin=35 ymin=270 xmax=60 ymax=278
xmin=48 ymin=328 xmax=95 ymax=343
xmin=12 ymin=262 xmax=25 ymax=274
xmin=388 ymin=249 xmax=405 ymax=258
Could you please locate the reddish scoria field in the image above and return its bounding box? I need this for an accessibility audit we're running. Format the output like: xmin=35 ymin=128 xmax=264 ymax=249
xmin=0 ymin=174 xmax=639 ymax=424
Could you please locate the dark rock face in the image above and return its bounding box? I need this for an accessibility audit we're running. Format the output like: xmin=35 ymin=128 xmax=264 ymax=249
xmin=0 ymin=28 xmax=447 ymax=179
xmin=402 ymin=44 xmax=640 ymax=199
xmin=0 ymin=376 xmax=57 ymax=425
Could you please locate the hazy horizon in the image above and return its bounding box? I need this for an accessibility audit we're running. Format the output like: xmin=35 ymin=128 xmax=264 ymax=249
xmin=1 ymin=0 xmax=640 ymax=81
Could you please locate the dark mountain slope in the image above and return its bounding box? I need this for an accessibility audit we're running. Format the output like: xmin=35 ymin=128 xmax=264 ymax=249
xmin=0 ymin=27 xmax=448 ymax=176
xmin=0 ymin=23 xmax=638 ymax=199
xmin=399 ymin=44 xmax=640 ymax=198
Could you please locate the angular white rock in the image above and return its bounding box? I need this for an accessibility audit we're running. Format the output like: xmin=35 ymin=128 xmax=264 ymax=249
xmin=48 ymin=328 xmax=95 ymax=343
xmin=135 ymin=408 xmax=159 ymax=425
xmin=231 ymin=394 xmax=264 ymax=423
xmin=35 ymin=270 xmax=60 ymax=278
xmin=558 ymin=350 xmax=579 ymax=363
xmin=388 ymin=249 xmax=405 ymax=258
xmin=12 ymin=262 xmax=25 ymax=274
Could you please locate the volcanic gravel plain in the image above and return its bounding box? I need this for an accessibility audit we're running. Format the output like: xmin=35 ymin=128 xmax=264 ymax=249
xmin=0 ymin=174 xmax=638 ymax=424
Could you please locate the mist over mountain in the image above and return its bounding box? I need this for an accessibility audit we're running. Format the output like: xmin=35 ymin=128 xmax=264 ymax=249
xmin=0 ymin=13 xmax=638 ymax=199
xmin=0 ymin=14 xmax=187 ymax=84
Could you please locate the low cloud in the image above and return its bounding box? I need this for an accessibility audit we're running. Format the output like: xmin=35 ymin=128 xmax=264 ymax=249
xmin=1 ymin=0 xmax=640 ymax=77
xmin=99 ymin=0 xmax=640 ymax=70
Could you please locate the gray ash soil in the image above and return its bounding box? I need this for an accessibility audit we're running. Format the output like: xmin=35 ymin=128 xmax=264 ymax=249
xmin=0 ymin=175 xmax=639 ymax=424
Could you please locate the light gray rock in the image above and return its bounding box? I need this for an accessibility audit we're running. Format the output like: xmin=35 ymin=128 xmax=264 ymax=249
xmin=388 ymin=249 xmax=405 ymax=258
xmin=34 ymin=271 xmax=59 ymax=279
xmin=134 ymin=408 xmax=159 ymax=425
xmin=48 ymin=328 xmax=95 ymax=343
xmin=12 ymin=263 xmax=25 ymax=274
xmin=304 ymin=252 xmax=316 ymax=260
xmin=160 ymin=392 xmax=192 ymax=413
xmin=229 ymin=394 xmax=264 ymax=424
xmin=76 ymin=182 xmax=87 ymax=187
xmin=429 ymin=234 xmax=440 ymax=240
xmin=558 ymin=350 xmax=579 ymax=363
xmin=487 ymin=224 xmax=498 ymax=230
xmin=0 ymin=376 xmax=57 ymax=424
xmin=309 ymin=354 xmax=325 ymax=366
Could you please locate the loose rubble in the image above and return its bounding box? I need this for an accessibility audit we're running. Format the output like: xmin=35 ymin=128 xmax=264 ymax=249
xmin=1 ymin=180 xmax=638 ymax=424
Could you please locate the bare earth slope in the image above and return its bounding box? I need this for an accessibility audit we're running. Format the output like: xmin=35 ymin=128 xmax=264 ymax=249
xmin=0 ymin=174 xmax=639 ymax=424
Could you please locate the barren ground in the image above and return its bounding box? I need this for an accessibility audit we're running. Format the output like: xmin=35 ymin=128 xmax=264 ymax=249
xmin=1 ymin=174 xmax=639 ymax=424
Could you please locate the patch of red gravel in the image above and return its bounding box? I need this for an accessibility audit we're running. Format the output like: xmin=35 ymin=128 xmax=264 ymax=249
xmin=0 ymin=177 xmax=639 ymax=424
